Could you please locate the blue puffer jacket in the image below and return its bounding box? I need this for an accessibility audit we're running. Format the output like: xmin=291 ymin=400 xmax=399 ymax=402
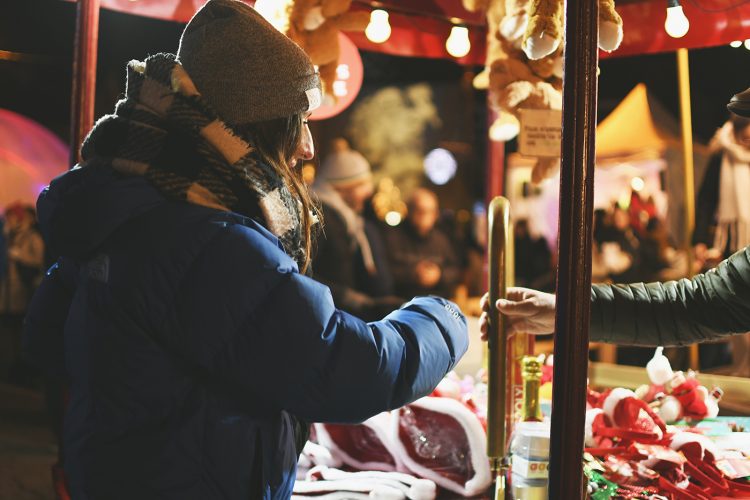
xmin=23 ymin=165 xmax=468 ymax=500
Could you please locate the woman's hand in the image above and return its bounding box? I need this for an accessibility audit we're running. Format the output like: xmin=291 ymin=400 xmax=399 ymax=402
xmin=478 ymin=287 xmax=557 ymax=340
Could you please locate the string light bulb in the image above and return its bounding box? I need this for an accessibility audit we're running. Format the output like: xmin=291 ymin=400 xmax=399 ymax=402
xmin=366 ymin=10 xmax=391 ymax=44
xmin=664 ymin=0 xmax=689 ymax=38
xmin=744 ymin=39 xmax=750 ymax=50
xmin=731 ymin=40 xmax=743 ymax=48
xmin=446 ymin=26 xmax=471 ymax=58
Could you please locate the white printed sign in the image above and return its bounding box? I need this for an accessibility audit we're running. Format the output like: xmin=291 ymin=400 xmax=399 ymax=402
xmin=518 ymin=109 xmax=562 ymax=158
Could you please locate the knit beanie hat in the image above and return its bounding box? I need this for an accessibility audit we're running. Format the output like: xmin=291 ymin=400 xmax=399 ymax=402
xmin=177 ymin=0 xmax=322 ymax=125
xmin=318 ymin=140 xmax=372 ymax=187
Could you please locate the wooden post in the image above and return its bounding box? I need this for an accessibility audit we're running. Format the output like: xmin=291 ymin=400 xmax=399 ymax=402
xmin=548 ymin=0 xmax=599 ymax=495
xmin=69 ymin=0 xmax=101 ymax=166
xmin=676 ymin=48 xmax=700 ymax=371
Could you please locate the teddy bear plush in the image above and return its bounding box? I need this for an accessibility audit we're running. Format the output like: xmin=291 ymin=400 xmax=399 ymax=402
xmin=286 ymin=0 xmax=369 ymax=104
xmin=465 ymin=0 xmax=563 ymax=182
xmin=523 ymin=0 xmax=623 ymax=60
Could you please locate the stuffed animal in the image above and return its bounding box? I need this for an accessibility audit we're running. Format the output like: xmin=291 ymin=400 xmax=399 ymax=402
xmin=635 ymin=348 xmax=722 ymax=423
xmin=465 ymin=0 xmax=565 ymax=183
xmin=286 ymin=0 xmax=369 ymax=104
xmin=522 ymin=0 xmax=623 ymax=60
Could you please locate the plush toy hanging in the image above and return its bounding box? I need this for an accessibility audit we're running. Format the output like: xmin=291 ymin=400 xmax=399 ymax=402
xmin=466 ymin=0 xmax=623 ymax=183
xmin=464 ymin=0 xmax=562 ymax=148
xmin=286 ymin=0 xmax=369 ymax=104
xmin=522 ymin=0 xmax=623 ymax=60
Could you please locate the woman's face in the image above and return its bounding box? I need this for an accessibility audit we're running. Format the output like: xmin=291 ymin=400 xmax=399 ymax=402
xmin=289 ymin=117 xmax=314 ymax=168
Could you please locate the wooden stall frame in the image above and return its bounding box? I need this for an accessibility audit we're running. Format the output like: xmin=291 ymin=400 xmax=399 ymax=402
xmin=548 ymin=0 xmax=599 ymax=495
xmin=69 ymin=0 xmax=100 ymax=165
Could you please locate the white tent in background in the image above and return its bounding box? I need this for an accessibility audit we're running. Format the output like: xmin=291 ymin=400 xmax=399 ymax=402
xmin=0 ymin=109 xmax=68 ymax=210
xmin=507 ymin=83 xmax=709 ymax=247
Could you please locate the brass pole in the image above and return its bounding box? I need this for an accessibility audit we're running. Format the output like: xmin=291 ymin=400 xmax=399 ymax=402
xmin=70 ymin=0 xmax=101 ymax=166
xmin=676 ymin=48 xmax=700 ymax=371
xmin=487 ymin=196 xmax=513 ymax=497
xmin=548 ymin=0 xmax=598 ymax=493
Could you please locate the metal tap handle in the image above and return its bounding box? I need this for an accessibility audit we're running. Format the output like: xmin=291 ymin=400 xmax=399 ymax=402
xmin=487 ymin=196 xmax=512 ymax=463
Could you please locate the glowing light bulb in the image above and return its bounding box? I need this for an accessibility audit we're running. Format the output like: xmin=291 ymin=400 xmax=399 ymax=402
xmin=631 ymin=177 xmax=645 ymax=192
xmin=424 ymin=148 xmax=458 ymax=185
xmin=366 ymin=10 xmax=391 ymax=44
xmin=731 ymin=40 xmax=743 ymax=48
xmin=489 ymin=114 xmax=520 ymax=142
xmin=385 ymin=211 xmax=402 ymax=226
xmin=744 ymin=39 xmax=750 ymax=50
xmin=664 ymin=0 xmax=689 ymax=38
xmin=446 ymin=26 xmax=471 ymax=58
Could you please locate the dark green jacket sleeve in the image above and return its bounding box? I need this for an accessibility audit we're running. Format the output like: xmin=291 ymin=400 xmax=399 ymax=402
xmin=590 ymin=247 xmax=750 ymax=346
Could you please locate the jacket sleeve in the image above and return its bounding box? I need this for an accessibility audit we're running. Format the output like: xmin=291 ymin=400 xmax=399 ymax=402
xmin=590 ymin=246 xmax=750 ymax=346
xmin=217 ymin=273 xmax=468 ymax=424
xmin=23 ymin=258 xmax=79 ymax=379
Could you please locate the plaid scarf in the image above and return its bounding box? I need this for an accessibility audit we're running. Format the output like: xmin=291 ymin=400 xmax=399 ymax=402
xmin=80 ymin=53 xmax=306 ymax=266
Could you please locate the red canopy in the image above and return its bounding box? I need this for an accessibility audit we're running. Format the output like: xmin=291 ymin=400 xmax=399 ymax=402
xmin=71 ymin=0 xmax=750 ymax=61
xmin=0 ymin=109 xmax=68 ymax=208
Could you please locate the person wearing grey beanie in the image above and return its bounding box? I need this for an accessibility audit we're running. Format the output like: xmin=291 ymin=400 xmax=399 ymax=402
xmin=23 ymin=1 xmax=470 ymax=499
xmin=312 ymin=140 xmax=404 ymax=321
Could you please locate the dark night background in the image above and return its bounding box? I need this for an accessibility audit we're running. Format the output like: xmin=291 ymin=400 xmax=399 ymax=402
xmin=2 ymin=0 xmax=750 ymax=203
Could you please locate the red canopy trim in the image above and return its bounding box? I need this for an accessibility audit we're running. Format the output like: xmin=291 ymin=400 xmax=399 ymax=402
xmin=604 ymin=0 xmax=750 ymax=58
xmin=64 ymin=0 xmax=750 ymax=62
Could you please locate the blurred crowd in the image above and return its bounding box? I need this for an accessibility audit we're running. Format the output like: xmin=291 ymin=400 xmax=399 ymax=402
xmin=3 ymin=127 xmax=750 ymax=387
xmin=0 ymin=202 xmax=45 ymax=387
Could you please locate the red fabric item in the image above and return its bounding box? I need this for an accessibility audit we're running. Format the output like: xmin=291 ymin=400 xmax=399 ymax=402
xmin=602 ymin=392 xmax=668 ymax=442
xmin=397 ymin=406 xmax=475 ymax=486
xmin=323 ymin=424 xmax=399 ymax=471
xmin=672 ymin=378 xmax=709 ymax=420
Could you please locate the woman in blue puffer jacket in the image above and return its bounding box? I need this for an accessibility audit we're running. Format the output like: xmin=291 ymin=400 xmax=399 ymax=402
xmin=22 ymin=2 xmax=468 ymax=499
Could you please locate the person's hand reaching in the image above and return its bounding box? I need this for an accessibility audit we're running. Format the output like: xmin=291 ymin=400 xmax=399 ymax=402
xmin=479 ymin=287 xmax=557 ymax=340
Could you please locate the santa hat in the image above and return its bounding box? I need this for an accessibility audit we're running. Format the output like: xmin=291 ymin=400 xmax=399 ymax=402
xmin=314 ymin=412 xmax=403 ymax=473
xmin=600 ymin=388 xmax=666 ymax=441
xmin=389 ymin=397 xmax=491 ymax=497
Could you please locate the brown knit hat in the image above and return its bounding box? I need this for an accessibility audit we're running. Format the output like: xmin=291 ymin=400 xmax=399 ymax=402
xmin=177 ymin=0 xmax=321 ymax=125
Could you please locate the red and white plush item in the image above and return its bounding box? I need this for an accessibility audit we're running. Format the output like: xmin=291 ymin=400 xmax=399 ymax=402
xmin=601 ymin=388 xmax=667 ymax=442
xmin=654 ymin=394 xmax=684 ymax=424
xmin=314 ymin=413 xmax=403 ymax=473
xmin=293 ymin=465 xmax=437 ymax=500
xmin=646 ymin=347 xmax=674 ymax=386
xmin=669 ymin=373 xmax=720 ymax=421
xmin=668 ymin=432 xmax=730 ymax=497
xmin=584 ymin=408 xmax=615 ymax=449
xmin=389 ymin=396 xmax=491 ymax=497
xmin=298 ymin=441 xmax=343 ymax=471
xmin=431 ymin=376 xmax=462 ymax=400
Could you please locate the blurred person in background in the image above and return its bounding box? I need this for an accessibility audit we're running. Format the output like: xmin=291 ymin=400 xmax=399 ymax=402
xmin=694 ymin=113 xmax=750 ymax=259
xmin=0 ymin=203 xmax=44 ymax=385
xmin=514 ymin=219 xmax=553 ymax=292
xmin=385 ymin=188 xmax=463 ymax=299
xmin=692 ymin=113 xmax=750 ymax=375
xmin=311 ymin=140 xmax=403 ymax=321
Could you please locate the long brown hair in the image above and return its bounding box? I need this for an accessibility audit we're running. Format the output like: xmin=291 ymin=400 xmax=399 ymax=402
xmin=233 ymin=114 xmax=318 ymax=273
